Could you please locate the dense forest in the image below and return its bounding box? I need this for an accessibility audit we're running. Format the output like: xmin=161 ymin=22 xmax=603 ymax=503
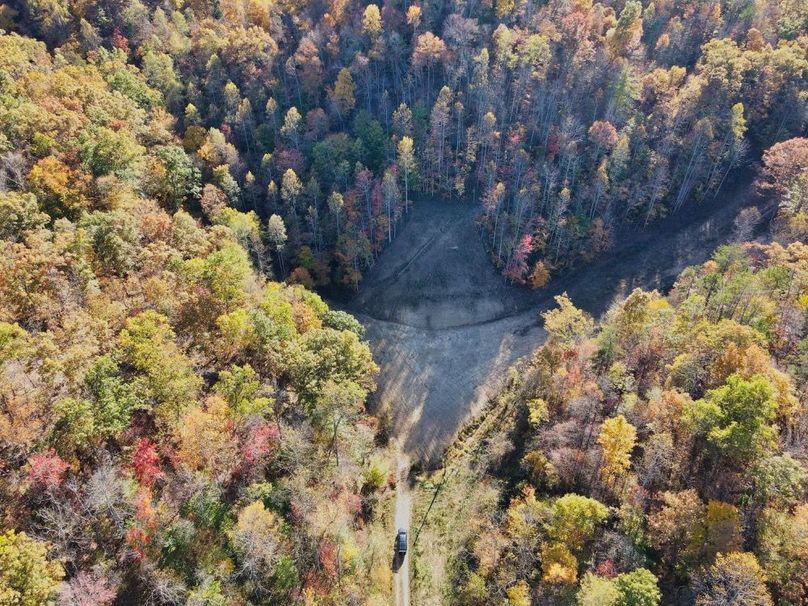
xmin=2 ymin=0 xmax=805 ymax=288
xmin=0 ymin=0 xmax=806 ymax=603
xmin=0 ymin=29 xmax=395 ymax=606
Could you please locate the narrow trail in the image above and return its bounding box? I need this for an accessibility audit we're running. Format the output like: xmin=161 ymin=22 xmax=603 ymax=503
xmin=393 ymin=452 xmax=411 ymax=606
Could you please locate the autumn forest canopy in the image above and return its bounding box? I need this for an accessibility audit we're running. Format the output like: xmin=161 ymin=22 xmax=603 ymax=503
xmin=3 ymin=0 xmax=807 ymax=286
xmin=0 ymin=0 xmax=806 ymax=602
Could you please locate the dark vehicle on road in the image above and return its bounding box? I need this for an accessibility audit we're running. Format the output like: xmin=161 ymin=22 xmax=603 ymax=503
xmin=396 ymin=529 xmax=408 ymax=556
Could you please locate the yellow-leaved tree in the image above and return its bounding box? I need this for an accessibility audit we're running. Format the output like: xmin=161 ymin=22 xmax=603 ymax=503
xmin=598 ymin=415 xmax=637 ymax=488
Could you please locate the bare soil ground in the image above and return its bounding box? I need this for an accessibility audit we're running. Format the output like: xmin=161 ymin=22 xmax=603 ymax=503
xmin=344 ymin=171 xmax=762 ymax=465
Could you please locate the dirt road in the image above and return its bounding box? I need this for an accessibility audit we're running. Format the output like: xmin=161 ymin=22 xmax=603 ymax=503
xmin=344 ymin=171 xmax=762 ymax=465
xmin=392 ymin=453 xmax=411 ymax=606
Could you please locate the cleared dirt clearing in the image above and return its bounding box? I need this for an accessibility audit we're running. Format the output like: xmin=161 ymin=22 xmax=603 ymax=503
xmin=345 ymin=172 xmax=761 ymax=464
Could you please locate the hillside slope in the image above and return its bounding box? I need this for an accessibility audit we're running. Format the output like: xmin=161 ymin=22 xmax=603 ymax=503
xmin=410 ymin=240 xmax=808 ymax=604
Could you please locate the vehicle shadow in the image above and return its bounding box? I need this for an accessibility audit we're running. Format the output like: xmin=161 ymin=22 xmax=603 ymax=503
xmin=391 ymin=550 xmax=405 ymax=572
